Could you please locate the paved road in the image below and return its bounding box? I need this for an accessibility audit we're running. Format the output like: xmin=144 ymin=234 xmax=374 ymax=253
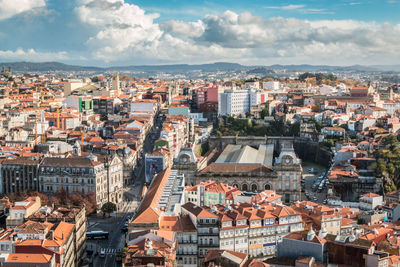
xmin=87 ymin=201 xmax=137 ymax=267
xmin=86 ymin=111 xmax=165 ymax=267
xmin=301 ymin=164 xmax=328 ymax=204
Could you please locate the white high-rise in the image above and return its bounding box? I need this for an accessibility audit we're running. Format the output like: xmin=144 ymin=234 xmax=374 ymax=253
xmin=218 ymin=89 xmax=268 ymax=116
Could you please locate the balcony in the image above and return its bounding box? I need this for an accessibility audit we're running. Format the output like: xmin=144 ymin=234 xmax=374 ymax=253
xmin=198 ymin=242 xmax=219 ymax=247
xmin=198 ymin=229 xmax=219 ymax=236
xmin=178 ymin=239 xmax=197 ymax=244
xmin=176 ymin=251 xmax=197 ymax=255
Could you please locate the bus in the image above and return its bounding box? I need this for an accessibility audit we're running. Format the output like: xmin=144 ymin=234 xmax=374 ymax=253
xmin=86 ymin=231 xmax=109 ymax=240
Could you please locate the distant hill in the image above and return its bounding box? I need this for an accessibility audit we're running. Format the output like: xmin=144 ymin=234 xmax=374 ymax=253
xmin=109 ymin=62 xmax=246 ymax=72
xmin=1 ymin=61 xmax=400 ymax=73
xmin=246 ymin=67 xmax=276 ymax=76
xmin=0 ymin=61 xmax=102 ymax=72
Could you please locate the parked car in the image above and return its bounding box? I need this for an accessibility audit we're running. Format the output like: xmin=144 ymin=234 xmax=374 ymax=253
xmin=115 ymin=249 xmax=123 ymax=262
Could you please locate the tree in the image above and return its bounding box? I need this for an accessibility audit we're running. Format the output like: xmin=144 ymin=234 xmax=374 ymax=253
xmin=311 ymin=105 xmax=321 ymax=113
xmin=101 ymin=202 xmax=117 ymax=216
xmin=200 ymin=142 xmax=210 ymax=156
xmin=384 ymin=135 xmax=399 ymax=149
xmin=261 ymin=108 xmax=269 ymax=119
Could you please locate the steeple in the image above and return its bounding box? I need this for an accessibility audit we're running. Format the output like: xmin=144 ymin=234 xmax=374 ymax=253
xmin=307 ymin=227 xmax=316 ymax=241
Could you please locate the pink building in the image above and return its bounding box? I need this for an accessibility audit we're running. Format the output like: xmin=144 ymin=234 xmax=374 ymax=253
xmin=196 ymin=85 xmax=219 ymax=108
xmin=206 ymin=85 xmax=219 ymax=102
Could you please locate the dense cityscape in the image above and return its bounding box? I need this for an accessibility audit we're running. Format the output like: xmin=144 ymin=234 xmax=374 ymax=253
xmin=2 ymin=0 xmax=400 ymax=267
xmin=0 ymin=64 xmax=399 ymax=267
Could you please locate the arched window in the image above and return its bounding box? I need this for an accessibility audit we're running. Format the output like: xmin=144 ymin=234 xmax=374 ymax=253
xmin=264 ymin=184 xmax=271 ymax=190
xmin=242 ymin=184 xmax=248 ymax=191
xmin=233 ymin=184 xmax=239 ymax=189
xmin=251 ymin=184 xmax=258 ymax=192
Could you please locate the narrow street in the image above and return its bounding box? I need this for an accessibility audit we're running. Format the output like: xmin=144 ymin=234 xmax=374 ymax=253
xmin=86 ymin=111 xmax=165 ymax=267
xmin=301 ymin=162 xmax=328 ymax=204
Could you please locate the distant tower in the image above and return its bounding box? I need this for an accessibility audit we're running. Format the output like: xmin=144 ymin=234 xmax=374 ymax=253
xmin=73 ymin=141 xmax=81 ymax=156
xmin=112 ymin=73 xmax=120 ymax=96
xmin=167 ymin=84 xmax=173 ymax=105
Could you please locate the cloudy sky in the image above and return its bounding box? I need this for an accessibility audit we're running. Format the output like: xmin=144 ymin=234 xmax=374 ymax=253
xmin=0 ymin=0 xmax=399 ymax=66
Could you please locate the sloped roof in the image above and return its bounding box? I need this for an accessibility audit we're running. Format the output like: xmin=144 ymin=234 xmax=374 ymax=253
xmin=6 ymin=253 xmax=52 ymax=263
xmin=215 ymin=144 xmax=273 ymax=166
xmin=132 ymin=168 xmax=171 ymax=225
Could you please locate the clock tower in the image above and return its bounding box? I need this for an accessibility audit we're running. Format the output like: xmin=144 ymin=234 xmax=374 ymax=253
xmin=275 ymin=142 xmax=302 ymax=203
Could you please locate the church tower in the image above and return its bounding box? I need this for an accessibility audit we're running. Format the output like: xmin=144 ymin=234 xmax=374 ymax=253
xmin=112 ymin=73 xmax=120 ymax=96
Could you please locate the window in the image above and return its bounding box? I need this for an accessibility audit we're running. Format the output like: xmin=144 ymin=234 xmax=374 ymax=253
xmin=251 ymin=184 xmax=258 ymax=192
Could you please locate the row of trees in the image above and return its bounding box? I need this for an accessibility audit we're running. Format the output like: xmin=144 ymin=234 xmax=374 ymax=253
xmin=372 ymin=135 xmax=400 ymax=192
xmin=214 ymin=117 xmax=300 ymax=137
xmin=6 ymin=189 xmax=99 ymax=215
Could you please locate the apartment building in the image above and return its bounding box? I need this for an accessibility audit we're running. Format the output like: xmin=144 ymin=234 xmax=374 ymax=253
xmin=184 ymin=181 xmax=242 ymax=206
xmin=181 ymin=201 xmax=303 ymax=263
xmin=39 ymin=155 xmax=123 ymax=208
xmin=10 ymin=220 xmax=76 ymax=267
xmin=292 ymin=201 xmax=342 ymax=235
xmin=93 ymin=96 xmax=119 ymax=115
xmin=28 ymin=206 xmax=87 ymax=265
xmin=218 ymin=89 xmax=267 ymax=116
xmin=1 ymin=158 xmax=40 ymax=194
xmin=175 ymin=215 xmax=198 ymax=267
xmin=181 ymin=202 xmax=219 ymax=265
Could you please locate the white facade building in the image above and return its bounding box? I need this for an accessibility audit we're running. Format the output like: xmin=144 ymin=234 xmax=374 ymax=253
xmin=263 ymin=81 xmax=280 ymax=91
xmin=218 ymin=90 xmax=267 ymax=116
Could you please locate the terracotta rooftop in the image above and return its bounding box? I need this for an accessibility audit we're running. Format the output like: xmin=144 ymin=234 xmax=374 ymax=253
xmin=132 ymin=168 xmax=171 ymax=225
xmin=6 ymin=253 xmax=53 ymax=263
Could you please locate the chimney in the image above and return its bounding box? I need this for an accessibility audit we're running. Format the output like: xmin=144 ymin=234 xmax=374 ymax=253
xmin=62 ymin=231 xmax=64 ymax=240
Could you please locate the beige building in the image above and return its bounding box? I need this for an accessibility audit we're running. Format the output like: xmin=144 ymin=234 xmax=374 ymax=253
xmin=292 ymin=201 xmax=342 ymax=235
xmin=64 ymin=81 xmax=84 ymax=96
xmin=28 ymin=206 xmax=87 ymax=265
xmin=6 ymin=196 xmax=41 ymax=228
xmin=39 ymin=155 xmax=123 ymax=209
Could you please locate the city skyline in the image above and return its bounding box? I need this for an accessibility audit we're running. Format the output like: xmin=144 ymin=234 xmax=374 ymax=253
xmin=0 ymin=0 xmax=400 ymax=66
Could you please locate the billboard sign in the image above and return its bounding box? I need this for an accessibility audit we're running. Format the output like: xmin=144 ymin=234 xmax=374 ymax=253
xmin=145 ymin=156 xmax=165 ymax=183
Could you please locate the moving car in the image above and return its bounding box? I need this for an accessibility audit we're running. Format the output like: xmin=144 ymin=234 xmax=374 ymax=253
xmin=100 ymin=248 xmax=106 ymax=258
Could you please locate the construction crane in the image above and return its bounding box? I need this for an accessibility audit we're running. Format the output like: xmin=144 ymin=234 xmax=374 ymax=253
xmin=81 ymin=132 xmax=85 ymax=153
xmin=56 ymin=107 xmax=60 ymax=129
xmin=34 ymin=124 xmax=38 ymax=145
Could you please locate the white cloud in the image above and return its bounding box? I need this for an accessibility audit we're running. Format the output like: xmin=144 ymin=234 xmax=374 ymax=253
xmin=75 ymin=0 xmax=163 ymax=62
xmin=265 ymin=5 xmax=305 ymax=10
xmin=0 ymin=0 xmax=46 ymax=20
xmin=75 ymin=1 xmax=400 ymax=65
xmin=160 ymin=20 xmax=204 ymax=38
xmin=0 ymin=48 xmax=69 ymax=61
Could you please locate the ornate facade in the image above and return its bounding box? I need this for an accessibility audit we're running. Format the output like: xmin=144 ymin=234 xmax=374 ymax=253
xmin=195 ymin=142 xmax=302 ymax=203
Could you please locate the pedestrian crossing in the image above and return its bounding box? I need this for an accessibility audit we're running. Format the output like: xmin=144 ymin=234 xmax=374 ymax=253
xmin=102 ymin=248 xmax=116 ymax=254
